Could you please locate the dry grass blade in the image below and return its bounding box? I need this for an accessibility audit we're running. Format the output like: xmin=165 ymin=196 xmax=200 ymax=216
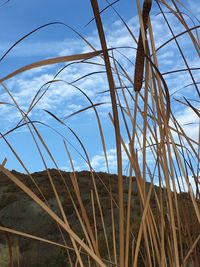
xmin=1 ymin=0 xmax=199 ymax=266
xmin=0 ymin=226 xmax=77 ymax=251
xmin=156 ymin=25 xmax=200 ymax=52
xmin=0 ymin=22 xmax=66 ymax=62
xmin=0 ymin=50 xmax=103 ymax=82
xmin=0 ymin=166 xmax=107 ymax=267
xmin=0 ymin=224 xmax=13 ymax=267
xmin=183 ymin=97 xmax=200 ymax=118
xmin=160 ymin=0 xmax=200 ymax=56
xmin=1 ymin=157 xmax=7 ymax=166
xmin=156 ymin=0 xmax=200 ymax=97
xmin=183 ymin=235 xmax=200 ymax=266
xmin=90 ymin=1 xmax=124 ymax=266
xmin=85 ymin=0 xmax=119 ymax=27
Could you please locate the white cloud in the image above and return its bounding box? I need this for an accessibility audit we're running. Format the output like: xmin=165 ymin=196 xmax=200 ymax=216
xmin=171 ymin=106 xmax=199 ymax=142
xmin=90 ymin=147 xmax=118 ymax=173
xmin=0 ymin=2 xmax=199 ymax=179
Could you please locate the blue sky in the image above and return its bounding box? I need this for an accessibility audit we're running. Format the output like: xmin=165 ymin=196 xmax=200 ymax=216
xmin=0 ymin=0 xmax=199 ymax=180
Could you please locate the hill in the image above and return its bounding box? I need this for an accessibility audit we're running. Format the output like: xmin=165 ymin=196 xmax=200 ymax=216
xmin=0 ymin=169 xmax=199 ymax=266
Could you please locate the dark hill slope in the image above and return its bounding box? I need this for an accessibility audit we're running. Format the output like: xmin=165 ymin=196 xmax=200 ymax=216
xmin=0 ymin=169 xmax=199 ymax=267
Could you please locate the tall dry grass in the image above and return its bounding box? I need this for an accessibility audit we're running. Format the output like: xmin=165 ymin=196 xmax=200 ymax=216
xmin=0 ymin=0 xmax=199 ymax=266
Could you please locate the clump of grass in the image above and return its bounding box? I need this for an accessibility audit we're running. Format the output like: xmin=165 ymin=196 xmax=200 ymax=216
xmin=0 ymin=0 xmax=199 ymax=266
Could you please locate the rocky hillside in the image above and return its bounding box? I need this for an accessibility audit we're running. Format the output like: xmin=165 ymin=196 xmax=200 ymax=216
xmin=0 ymin=169 xmax=199 ymax=267
xmin=0 ymin=169 xmax=134 ymax=266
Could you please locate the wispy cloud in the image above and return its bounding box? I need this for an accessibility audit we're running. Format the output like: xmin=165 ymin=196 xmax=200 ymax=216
xmin=0 ymin=1 xmax=199 ymax=176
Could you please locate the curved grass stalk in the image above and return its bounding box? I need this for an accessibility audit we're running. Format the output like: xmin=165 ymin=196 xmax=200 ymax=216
xmin=0 ymin=1 xmax=199 ymax=266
